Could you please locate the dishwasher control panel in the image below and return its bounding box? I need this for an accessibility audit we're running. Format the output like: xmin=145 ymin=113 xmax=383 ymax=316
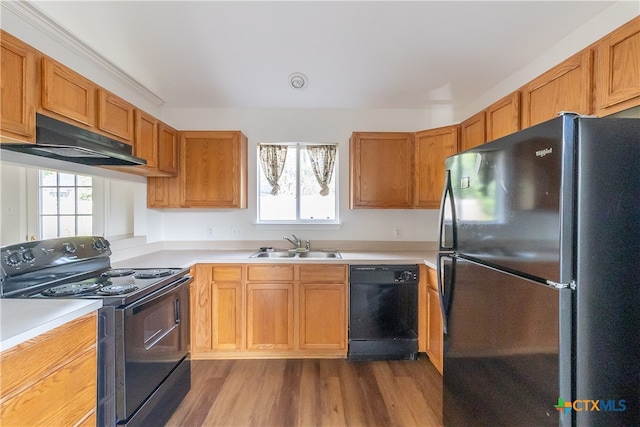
xmin=350 ymin=265 xmax=419 ymax=284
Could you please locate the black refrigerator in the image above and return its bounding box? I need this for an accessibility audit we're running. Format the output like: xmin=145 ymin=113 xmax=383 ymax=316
xmin=437 ymin=113 xmax=639 ymax=427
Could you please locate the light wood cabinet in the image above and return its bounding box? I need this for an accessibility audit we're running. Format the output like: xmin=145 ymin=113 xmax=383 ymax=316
xmin=521 ymin=49 xmax=592 ymax=128
xmin=425 ymin=267 xmax=443 ymax=375
xmin=414 ymin=125 xmax=458 ymax=209
xmin=97 ymin=89 xmax=134 ymax=142
xmin=181 ymin=131 xmax=248 ymax=208
xmin=459 ymin=111 xmax=485 ymax=152
xmin=594 ymin=16 xmax=640 ymax=116
xmin=486 ymin=91 xmax=521 ymax=141
xmin=211 ymin=265 xmax=244 ymax=350
xmin=134 ymin=109 xmax=159 ymax=168
xmin=0 ymin=312 xmax=97 ymax=426
xmin=157 ymin=122 xmax=179 ymax=175
xmin=129 ymin=111 xmax=178 ymax=177
xmin=191 ymin=264 xmax=213 ymax=352
xmin=40 ymin=56 xmax=96 ymax=127
xmin=349 ymin=132 xmax=414 ymax=208
xmin=0 ymin=30 xmax=36 ymax=143
xmin=298 ymin=265 xmax=347 ymax=350
xmin=246 ymin=282 xmax=295 ymax=350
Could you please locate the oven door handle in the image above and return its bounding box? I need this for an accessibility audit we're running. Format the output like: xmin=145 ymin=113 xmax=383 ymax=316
xmin=124 ymin=275 xmax=192 ymax=316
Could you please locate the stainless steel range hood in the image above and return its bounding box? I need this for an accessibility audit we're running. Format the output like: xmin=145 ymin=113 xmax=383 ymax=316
xmin=1 ymin=114 xmax=146 ymax=166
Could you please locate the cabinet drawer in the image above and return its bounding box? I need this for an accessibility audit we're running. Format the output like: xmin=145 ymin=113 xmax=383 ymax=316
xmin=0 ymin=312 xmax=96 ymax=397
xmin=212 ymin=265 xmax=243 ymax=282
xmin=247 ymin=265 xmax=294 ymax=282
xmin=299 ymin=265 xmax=347 ymax=283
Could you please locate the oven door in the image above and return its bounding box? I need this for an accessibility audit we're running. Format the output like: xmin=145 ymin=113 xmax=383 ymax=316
xmin=115 ymin=276 xmax=191 ymax=422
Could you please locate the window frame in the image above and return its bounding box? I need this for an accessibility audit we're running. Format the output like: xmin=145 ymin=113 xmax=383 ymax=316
xmin=256 ymin=142 xmax=340 ymax=226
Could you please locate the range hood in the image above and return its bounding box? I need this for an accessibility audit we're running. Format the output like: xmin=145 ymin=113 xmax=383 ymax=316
xmin=1 ymin=114 xmax=146 ymax=166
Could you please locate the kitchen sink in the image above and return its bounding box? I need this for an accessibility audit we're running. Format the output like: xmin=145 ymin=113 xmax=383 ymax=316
xmin=250 ymin=249 xmax=342 ymax=259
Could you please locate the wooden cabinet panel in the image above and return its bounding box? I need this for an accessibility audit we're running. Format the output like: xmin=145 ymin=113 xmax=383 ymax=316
xmin=180 ymin=131 xmax=248 ymax=208
xmin=247 ymin=265 xmax=295 ymax=282
xmin=426 ymin=286 xmax=443 ymax=375
xmin=212 ymin=265 xmax=244 ymax=350
xmin=459 ymin=111 xmax=486 ymax=152
xmin=97 ymin=89 xmax=134 ymax=141
xmin=595 ymin=16 xmax=640 ymax=116
xmin=158 ymin=122 xmax=179 ymax=175
xmin=134 ymin=109 xmax=158 ymax=169
xmin=246 ymin=283 xmax=294 ymax=350
xmin=486 ymin=91 xmax=521 ymax=141
xmin=41 ymin=57 xmax=96 ymax=127
xmin=299 ymin=265 xmax=347 ymax=283
xmin=299 ymin=283 xmax=346 ymax=350
xmin=521 ymin=49 xmax=592 ymax=128
xmin=350 ymin=132 xmax=414 ymax=208
xmin=191 ymin=265 xmax=212 ymax=352
xmin=414 ymin=125 xmax=458 ymax=209
xmin=0 ymin=312 xmax=97 ymax=426
xmin=0 ymin=30 xmax=36 ymax=143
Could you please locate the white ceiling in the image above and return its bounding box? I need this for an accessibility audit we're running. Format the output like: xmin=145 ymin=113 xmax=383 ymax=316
xmin=26 ymin=1 xmax=619 ymax=111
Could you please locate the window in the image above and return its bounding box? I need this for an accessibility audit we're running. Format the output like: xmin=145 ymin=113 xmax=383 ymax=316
xmin=39 ymin=170 xmax=93 ymax=238
xmin=257 ymin=143 xmax=338 ymax=223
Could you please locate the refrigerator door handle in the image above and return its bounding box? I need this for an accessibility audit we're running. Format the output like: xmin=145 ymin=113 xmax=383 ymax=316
xmin=437 ymin=253 xmax=455 ymax=335
xmin=438 ymin=169 xmax=457 ymax=251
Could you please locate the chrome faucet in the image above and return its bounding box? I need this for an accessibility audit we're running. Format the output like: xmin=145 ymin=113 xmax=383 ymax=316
xmin=283 ymin=234 xmax=302 ymax=249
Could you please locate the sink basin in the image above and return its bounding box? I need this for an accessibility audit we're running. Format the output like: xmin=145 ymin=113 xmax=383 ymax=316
xmin=250 ymin=249 xmax=341 ymax=259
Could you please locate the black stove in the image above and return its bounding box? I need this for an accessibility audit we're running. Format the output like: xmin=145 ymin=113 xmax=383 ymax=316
xmin=0 ymin=236 xmax=188 ymax=306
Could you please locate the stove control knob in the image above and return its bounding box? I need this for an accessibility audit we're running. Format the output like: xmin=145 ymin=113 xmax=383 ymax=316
xmin=398 ymin=270 xmax=413 ymax=282
xmin=21 ymin=249 xmax=35 ymax=263
xmin=6 ymin=252 xmax=22 ymax=267
xmin=62 ymin=242 xmax=77 ymax=254
xmin=93 ymin=239 xmax=105 ymax=250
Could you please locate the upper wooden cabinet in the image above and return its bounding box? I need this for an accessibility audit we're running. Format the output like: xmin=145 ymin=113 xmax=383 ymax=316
xmin=180 ymin=131 xmax=248 ymax=208
xmin=0 ymin=30 xmax=36 ymax=144
xmin=349 ymin=132 xmax=414 ymax=208
xmin=594 ymin=16 xmax=640 ymax=116
xmin=486 ymin=91 xmax=521 ymax=141
xmin=414 ymin=125 xmax=458 ymax=209
xmin=157 ymin=122 xmax=179 ymax=175
xmin=521 ymin=49 xmax=592 ymax=128
xmin=134 ymin=109 xmax=159 ymax=169
xmin=40 ymin=57 xmax=96 ymax=127
xmin=97 ymin=89 xmax=134 ymax=142
xmin=459 ymin=111 xmax=485 ymax=152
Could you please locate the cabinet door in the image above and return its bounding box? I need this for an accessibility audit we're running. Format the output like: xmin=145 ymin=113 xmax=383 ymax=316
xmin=0 ymin=30 xmax=36 ymax=143
xmin=246 ymin=283 xmax=294 ymax=350
xmin=414 ymin=125 xmax=458 ymax=208
xmin=97 ymin=89 xmax=134 ymax=141
xmin=158 ymin=122 xmax=178 ymax=175
xmin=521 ymin=49 xmax=592 ymax=128
xmin=180 ymin=131 xmax=248 ymax=208
xmin=211 ymin=266 xmax=244 ymax=350
xmin=459 ymin=111 xmax=485 ymax=152
xmin=349 ymin=132 xmax=414 ymax=208
xmin=134 ymin=109 xmax=158 ymax=169
xmin=299 ymin=283 xmax=346 ymax=350
xmin=595 ymin=16 xmax=640 ymax=116
xmin=486 ymin=91 xmax=521 ymax=141
xmin=427 ymin=286 xmax=443 ymax=375
xmin=41 ymin=57 xmax=96 ymax=127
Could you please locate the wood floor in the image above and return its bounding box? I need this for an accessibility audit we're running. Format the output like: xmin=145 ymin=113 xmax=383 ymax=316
xmin=165 ymin=356 xmax=443 ymax=427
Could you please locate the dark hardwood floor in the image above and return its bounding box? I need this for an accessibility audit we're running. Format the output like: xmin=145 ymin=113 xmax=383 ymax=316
xmin=165 ymin=356 xmax=443 ymax=427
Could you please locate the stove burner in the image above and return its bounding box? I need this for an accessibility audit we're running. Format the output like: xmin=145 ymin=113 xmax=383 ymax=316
xmin=101 ymin=268 xmax=135 ymax=277
xmin=97 ymin=283 xmax=138 ymax=295
xmin=134 ymin=269 xmax=173 ymax=279
xmin=41 ymin=281 xmax=103 ymax=296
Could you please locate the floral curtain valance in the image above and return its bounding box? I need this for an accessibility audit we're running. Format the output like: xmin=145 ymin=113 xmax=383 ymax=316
xmin=307 ymin=145 xmax=337 ymax=196
xmin=258 ymin=144 xmax=288 ymax=195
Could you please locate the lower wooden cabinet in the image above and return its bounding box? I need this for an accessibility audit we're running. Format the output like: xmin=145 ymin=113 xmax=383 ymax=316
xmin=191 ymin=263 xmax=347 ymax=359
xmin=425 ymin=267 xmax=443 ymax=375
xmin=0 ymin=312 xmax=97 ymax=426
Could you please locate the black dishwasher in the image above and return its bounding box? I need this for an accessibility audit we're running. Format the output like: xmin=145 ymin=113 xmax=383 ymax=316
xmin=348 ymin=265 xmax=419 ymax=360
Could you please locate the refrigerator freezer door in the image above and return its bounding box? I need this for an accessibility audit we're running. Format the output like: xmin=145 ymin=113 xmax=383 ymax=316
xmin=442 ymin=257 xmax=566 ymax=426
xmin=445 ymin=115 xmax=575 ymax=283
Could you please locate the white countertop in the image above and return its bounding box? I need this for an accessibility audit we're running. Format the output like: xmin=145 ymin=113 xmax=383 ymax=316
xmin=0 ymin=299 xmax=102 ymax=352
xmin=112 ymin=249 xmax=439 ymax=270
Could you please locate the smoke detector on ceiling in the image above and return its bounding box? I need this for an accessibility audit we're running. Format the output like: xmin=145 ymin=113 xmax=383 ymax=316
xmin=289 ymin=73 xmax=308 ymax=89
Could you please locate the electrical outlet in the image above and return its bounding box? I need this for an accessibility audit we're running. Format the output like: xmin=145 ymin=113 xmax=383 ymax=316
xmin=231 ymin=226 xmax=242 ymax=237
xmin=394 ymin=227 xmax=402 ymax=238
xmin=206 ymin=226 xmax=214 ymax=238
